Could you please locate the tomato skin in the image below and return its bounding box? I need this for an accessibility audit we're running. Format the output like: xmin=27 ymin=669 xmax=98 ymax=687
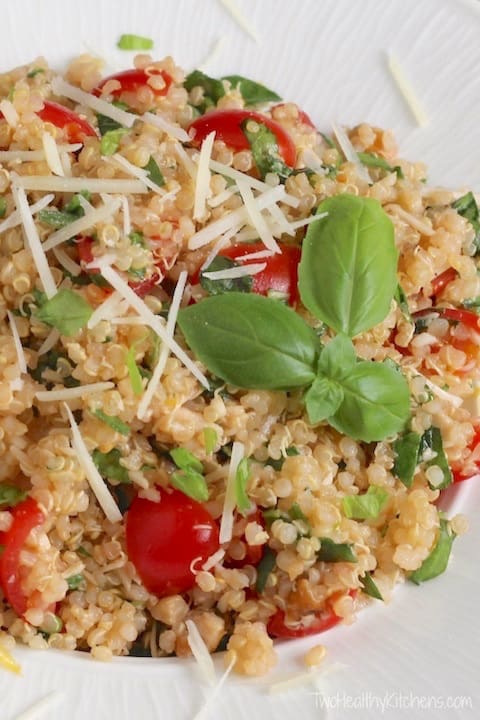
xmin=93 ymin=68 xmax=172 ymax=98
xmin=220 ymin=242 xmax=301 ymax=306
xmin=125 ymin=488 xmax=220 ymax=598
xmin=440 ymin=307 xmax=480 ymax=332
xmin=431 ymin=267 xmax=458 ymax=297
xmin=0 ymin=497 xmax=45 ymax=617
xmin=36 ymin=101 xmax=97 ymax=143
xmin=188 ymin=109 xmax=297 ymax=168
xmin=267 ymin=589 xmax=356 ymax=639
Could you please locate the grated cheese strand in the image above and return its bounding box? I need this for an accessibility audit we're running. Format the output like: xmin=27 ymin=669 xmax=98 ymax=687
xmin=386 ymin=204 xmax=434 ymax=236
xmin=51 ymin=76 xmax=137 ymax=128
xmin=87 ymin=290 xmax=126 ymax=329
xmin=202 ymin=548 xmax=225 ymax=572
xmin=236 ymin=178 xmax=281 ymax=253
xmin=11 ymin=182 xmax=57 ymax=298
xmin=219 ymin=440 xmax=245 ymax=543
xmin=202 ymin=262 xmax=266 ymax=280
xmin=198 ymin=36 xmax=228 ymax=72
xmin=52 ymin=247 xmax=82 ymax=276
xmin=36 ymin=382 xmax=114 ymax=402
xmin=199 ymin=225 xmax=241 ymax=272
xmin=332 ymin=122 xmax=371 ymax=184
xmin=209 ymin=159 xmax=300 ymax=207
xmin=107 ymin=154 xmax=166 ymax=195
xmin=185 ymin=619 xmax=217 ymax=687
xmin=137 ymin=270 xmax=188 ymax=419
xmin=174 ymin=143 xmax=198 ymax=180
xmin=13 ymin=693 xmax=61 ymax=720
xmin=0 ymin=193 xmax=55 ymax=235
xmin=237 ymin=248 xmax=274 ymax=262
xmin=37 ymin=328 xmax=60 ymax=356
xmin=41 ymin=132 xmax=64 ymax=176
xmin=0 ymin=99 xmax=19 ymax=127
xmin=193 ymin=131 xmax=215 ymax=221
xmin=193 ymin=654 xmax=236 ymax=720
xmin=121 ymin=195 xmax=131 ymax=236
xmin=387 ymin=52 xmax=429 ymax=128
xmin=0 ymin=145 xmax=82 ymax=162
xmin=7 ymin=310 xmax=27 ymax=376
xmin=42 ymin=197 xmax=122 ymax=251
xmin=64 ymin=403 xmax=122 ymax=523
xmin=142 ymin=111 xmax=191 ymax=142
xmin=14 ymin=175 xmax=148 ymax=194
xmin=218 ymin=0 xmax=260 ymax=42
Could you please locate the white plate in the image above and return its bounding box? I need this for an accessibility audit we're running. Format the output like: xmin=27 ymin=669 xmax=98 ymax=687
xmin=1 ymin=1 xmax=480 ymax=718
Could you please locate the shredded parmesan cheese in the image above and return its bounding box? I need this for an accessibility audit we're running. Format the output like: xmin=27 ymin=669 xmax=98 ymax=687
xmin=209 ymin=159 xmax=300 ymax=207
xmin=219 ymin=440 xmax=245 ymax=544
xmin=13 ymin=175 xmax=147 ymax=195
xmin=332 ymin=122 xmax=371 ymax=184
xmin=185 ymin=619 xmax=217 ymax=687
xmin=192 ymin=655 xmax=236 ymax=720
xmin=218 ymin=0 xmax=260 ymax=43
xmin=202 ymin=548 xmax=225 ymax=572
xmin=41 ymin=132 xmax=64 ymax=176
xmin=64 ymin=403 xmax=122 ymax=523
xmin=202 ymin=262 xmax=266 ymax=280
xmin=0 ymin=99 xmax=19 ymax=127
xmin=208 ymin=185 xmax=238 ymax=208
xmin=142 ymin=111 xmax=191 ymax=142
xmin=11 ymin=182 xmax=57 ymax=298
xmin=7 ymin=310 xmax=27 ymax=376
xmin=36 ymin=382 xmax=114 ymax=402
xmin=199 ymin=225 xmax=240 ymax=272
xmin=121 ymin=195 xmax=131 ymax=236
xmin=51 ymin=76 xmax=137 ymax=128
xmin=237 ymin=248 xmax=274 ymax=262
xmin=52 ymin=246 xmax=82 ymax=276
xmin=42 ymin=196 xmax=122 ymax=251
xmin=236 ymin=178 xmax=281 ymax=253
xmin=107 ymin=154 xmax=166 ymax=195
xmin=387 ymin=52 xmax=429 ymax=127
xmin=13 ymin=693 xmax=61 ymax=720
xmin=0 ymin=145 xmax=82 ymax=162
xmin=193 ymin=131 xmax=215 ymax=220
xmin=421 ymin=375 xmax=463 ymax=408
xmin=386 ymin=204 xmax=434 ymax=236
xmin=37 ymin=328 xmax=60 ymax=356
xmin=0 ymin=193 xmax=55 ymax=234
xmin=198 ymin=36 xmax=228 ymax=72
xmin=174 ymin=143 xmax=198 ymax=179
xmin=87 ymin=291 xmax=126 ymax=329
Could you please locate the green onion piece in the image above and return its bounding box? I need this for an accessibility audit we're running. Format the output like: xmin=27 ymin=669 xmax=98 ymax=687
xmin=288 ymin=502 xmax=308 ymax=522
xmin=93 ymin=409 xmax=130 ymax=436
xmin=170 ymin=448 xmax=203 ymax=473
xmin=203 ymin=427 xmax=217 ymax=454
xmin=342 ymin=486 xmax=389 ymax=520
xmin=117 ymin=34 xmax=154 ymax=51
xmin=129 ymin=230 xmax=145 ymax=247
xmin=318 ymin=537 xmax=357 ymax=563
xmin=92 ymin=448 xmax=130 ymax=484
xmin=235 ymin=457 xmax=251 ymax=514
xmin=125 ymin=345 xmax=144 ymax=396
xmin=360 ymin=572 xmax=384 ymax=600
xmin=255 ymin=547 xmax=276 ymax=593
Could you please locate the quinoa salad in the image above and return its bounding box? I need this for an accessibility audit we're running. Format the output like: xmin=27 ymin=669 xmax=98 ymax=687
xmin=0 ymin=52 xmax=477 ymax=677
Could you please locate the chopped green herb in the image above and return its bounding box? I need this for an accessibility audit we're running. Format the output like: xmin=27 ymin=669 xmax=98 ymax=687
xmin=222 ymin=75 xmax=281 ymax=105
xmin=170 ymin=447 xmax=208 ymax=501
xmin=409 ymin=518 xmax=455 ymax=584
xmin=255 ymin=547 xmax=276 ymax=593
xmin=320 ymin=132 xmax=336 ymax=149
xmin=393 ymin=431 xmax=422 ymax=488
xmin=203 ymin=427 xmax=217 ymax=454
xmin=360 ymin=572 xmax=384 ymax=600
xmin=418 ymin=427 xmax=452 ymax=490
xmin=200 ymin=256 xmax=253 ymax=296
xmin=241 ymin=118 xmax=292 ymax=180
xmin=92 ymin=448 xmax=130 ymax=484
xmin=27 ymin=67 xmax=45 ymax=78
xmin=394 ymin=284 xmax=411 ymax=321
xmin=93 ymin=409 xmax=130 ymax=436
xmin=125 ymin=345 xmax=144 ymax=396
xmin=342 ymin=486 xmax=389 ymax=521
xmin=97 ymin=113 xmax=123 ymax=136
xmin=265 ymin=446 xmax=300 ymax=471
xmin=0 ymin=483 xmax=27 ymax=507
xmin=36 ymin=289 xmax=93 ymax=336
xmin=357 ymin=152 xmax=404 ymax=179
xmin=463 ymin=296 xmax=480 ymax=311
xmin=318 ymin=538 xmax=357 ymax=563
xmin=288 ymin=502 xmax=308 ymax=522
xmin=129 ymin=230 xmax=145 ymax=247
xmin=452 ymin=192 xmax=480 ymax=255
xmin=100 ymin=128 xmax=128 ymax=156
xmin=77 ymin=545 xmax=92 ymax=558
xmin=184 ymin=70 xmax=225 ymax=113
xmin=117 ymin=34 xmax=154 ymax=51
xmin=38 ymin=191 xmax=89 ymax=228
xmin=144 ymin=156 xmax=165 ymax=187
xmin=235 ymin=457 xmax=251 ymax=514
xmin=170 ymin=448 xmax=203 ymax=473
xmin=0 ymin=197 xmax=7 ymax=218
xmin=67 ymin=574 xmax=85 ymax=591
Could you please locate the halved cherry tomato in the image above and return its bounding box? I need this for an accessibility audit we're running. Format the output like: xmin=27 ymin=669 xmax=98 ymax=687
xmin=188 ymin=109 xmax=297 ymax=168
xmin=220 ymin=242 xmax=301 ymax=306
xmin=93 ymin=68 xmax=172 ymax=98
xmin=431 ymin=267 xmax=459 ymax=298
xmin=272 ymin=103 xmax=316 ymax=130
xmin=267 ymin=589 xmax=357 ymax=639
xmin=125 ymin=488 xmax=220 ymax=598
xmin=0 ymin=497 xmax=44 ymax=617
xmin=36 ymin=101 xmax=97 ymax=144
xmin=453 ymin=427 xmax=480 ymax=482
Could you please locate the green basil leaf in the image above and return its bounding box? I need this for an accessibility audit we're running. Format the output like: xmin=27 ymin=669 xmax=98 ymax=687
xmin=203 ymin=427 xmax=217 ymax=454
xmin=318 ymin=537 xmax=357 ymax=563
xmin=100 ymin=128 xmax=128 ymax=156
xmin=170 ymin=448 xmax=204 ymax=473
xmin=288 ymin=502 xmax=308 ymax=521
xmin=0 ymin=483 xmax=27 ymax=507
xmin=36 ymin=289 xmax=93 ymax=336
xmin=67 ymin=573 xmax=85 ymax=590
xmin=265 ymin=446 xmax=299 ymax=471
xmin=304 ymin=375 xmax=343 ymax=424
xmin=129 ymin=230 xmax=146 ymax=247
xmin=235 ymin=457 xmax=251 ymax=514
xmin=357 ymin=152 xmax=404 ymax=179
xmin=200 ymin=256 xmax=253 ymax=295
xmin=317 ymin=333 xmax=356 ymax=379
xmin=177 ymin=293 xmax=318 ymax=391
xmin=125 ymin=345 xmax=144 ymax=396
xmin=418 ymin=427 xmax=452 ymax=490
xmin=93 ymin=409 xmax=130 ymax=436
xmin=298 ymin=194 xmax=398 ymax=337
xmin=144 ymin=156 xmax=165 ymax=187
xmin=38 ymin=209 xmax=78 ymax=228
xmin=117 ymin=34 xmax=154 ymax=50
xmin=92 ymin=448 xmax=130 ymax=483
xmin=184 ymin=70 xmax=225 ymax=112
xmin=0 ymin=197 xmax=7 ymax=218
xmin=255 ymin=547 xmax=276 ymax=593
xmin=342 ymin=486 xmax=389 ymax=520
xmin=240 ymin=118 xmax=292 ymax=180
xmin=393 ymin=431 xmax=421 ymax=488
xmin=171 ymin=467 xmax=209 ymax=502
xmin=409 ymin=518 xmax=455 ymax=584
xmin=394 ymin=284 xmax=411 ymax=321
xmin=97 ymin=112 xmax=123 ymax=136
xmin=452 ymin=192 xmax=480 ymax=255
xmin=329 ymin=360 xmax=410 ymax=442
xmin=222 ymin=75 xmax=281 ymax=105
xmin=360 ymin=572 xmax=384 ymax=600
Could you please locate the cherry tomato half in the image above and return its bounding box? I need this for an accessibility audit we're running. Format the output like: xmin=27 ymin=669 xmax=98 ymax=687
xmin=36 ymin=101 xmax=97 ymax=144
xmin=125 ymin=488 xmax=220 ymax=598
xmin=188 ymin=109 xmax=297 ymax=168
xmin=267 ymin=589 xmax=356 ymax=639
xmin=93 ymin=68 xmax=172 ymax=98
xmin=0 ymin=497 xmax=44 ymax=617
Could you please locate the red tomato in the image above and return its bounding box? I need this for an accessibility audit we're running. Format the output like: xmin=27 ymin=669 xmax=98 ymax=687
xmin=36 ymin=101 xmax=97 ymax=144
xmin=188 ymin=109 xmax=297 ymax=167
xmin=0 ymin=497 xmax=44 ymax=617
xmin=220 ymin=242 xmax=301 ymax=306
xmin=93 ymin=69 xmax=172 ymax=98
xmin=267 ymin=589 xmax=356 ymax=639
xmin=125 ymin=488 xmax=219 ymax=597
xmin=272 ymin=103 xmax=316 ymax=129
xmin=440 ymin=308 xmax=480 ymax=332
xmin=431 ymin=267 xmax=458 ymax=297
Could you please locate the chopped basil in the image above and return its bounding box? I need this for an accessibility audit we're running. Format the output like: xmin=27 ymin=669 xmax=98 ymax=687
xmin=93 ymin=410 xmax=130 ymax=436
xmin=36 ymin=289 xmax=93 ymax=336
xmin=129 ymin=230 xmax=146 ymax=247
xmin=100 ymin=128 xmax=128 ymax=156
xmin=265 ymin=446 xmax=300 ymax=471
xmin=288 ymin=502 xmax=308 ymax=522
xmin=393 ymin=431 xmax=422 ymax=488
xmin=97 ymin=113 xmax=123 ymax=136
xmin=317 ymin=538 xmax=357 ymax=563
xmin=320 ymin=132 xmax=336 ymax=148
xmin=360 ymin=572 xmax=384 ymax=600
xmin=185 ymin=70 xmax=280 ymax=112
xmin=222 ymin=75 xmax=281 ymax=105
xmin=67 ymin=573 xmax=85 ymax=591
xmin=203 ymin=427 xmax=217 ymax=454
xmin=409 ymin=518 xmax=455 ymax=584
xmin=255 ymin=547 xmax=276 ymax=593
xmin=452 ymin=192 xmax=480 ymax=255
xmin=117 ymin=34 xmax=154 ymax=51
xmin=77 ymin=545 xmax=92 ymax=558
xmin=144 ymin=156 xmax=165 ymax=187
xmin=394 ymin=284 xmax=411 ymax=321
xmin=27 ymin=67 xmax=45 ymax=78
xmin=235 ymin=457 xmax=251 ymax=514
xmin=418 ymin=427 xmax=452 ymax=490
xmin=357 ymin=151 xmax=404 ymax=179
xmin=200 ymin=256 xmax=253 ymax=296
xmin=0 ymin=197 xmax=7 ymax=218
xmin=92 ymin=448 xmax=130 ymax=484
xmin=241 ymin=118 xmax=292 ymax=180
xmin=342 ymin=486 xmax=389 ymax=520
xmin=38 ymin=191 xmax=89 ymax=228
xmin=184 ymin=70 xmax=225 ymax=113
xmin=170 ymin=448 xmax=203 ymax=473
xmin=0 ymin=483 xmax=27 ymax=507
xmin=125 ymin=345 xmax=144 ymax=396
xmin=463 ymin=296 xmax=480 ymax=312
xmin=170 ymin=448 xmax=208 ymax=502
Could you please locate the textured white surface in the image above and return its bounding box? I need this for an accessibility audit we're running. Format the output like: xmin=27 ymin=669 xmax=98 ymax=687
xmin=1 ymin=1 xmax=480 ymax=718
